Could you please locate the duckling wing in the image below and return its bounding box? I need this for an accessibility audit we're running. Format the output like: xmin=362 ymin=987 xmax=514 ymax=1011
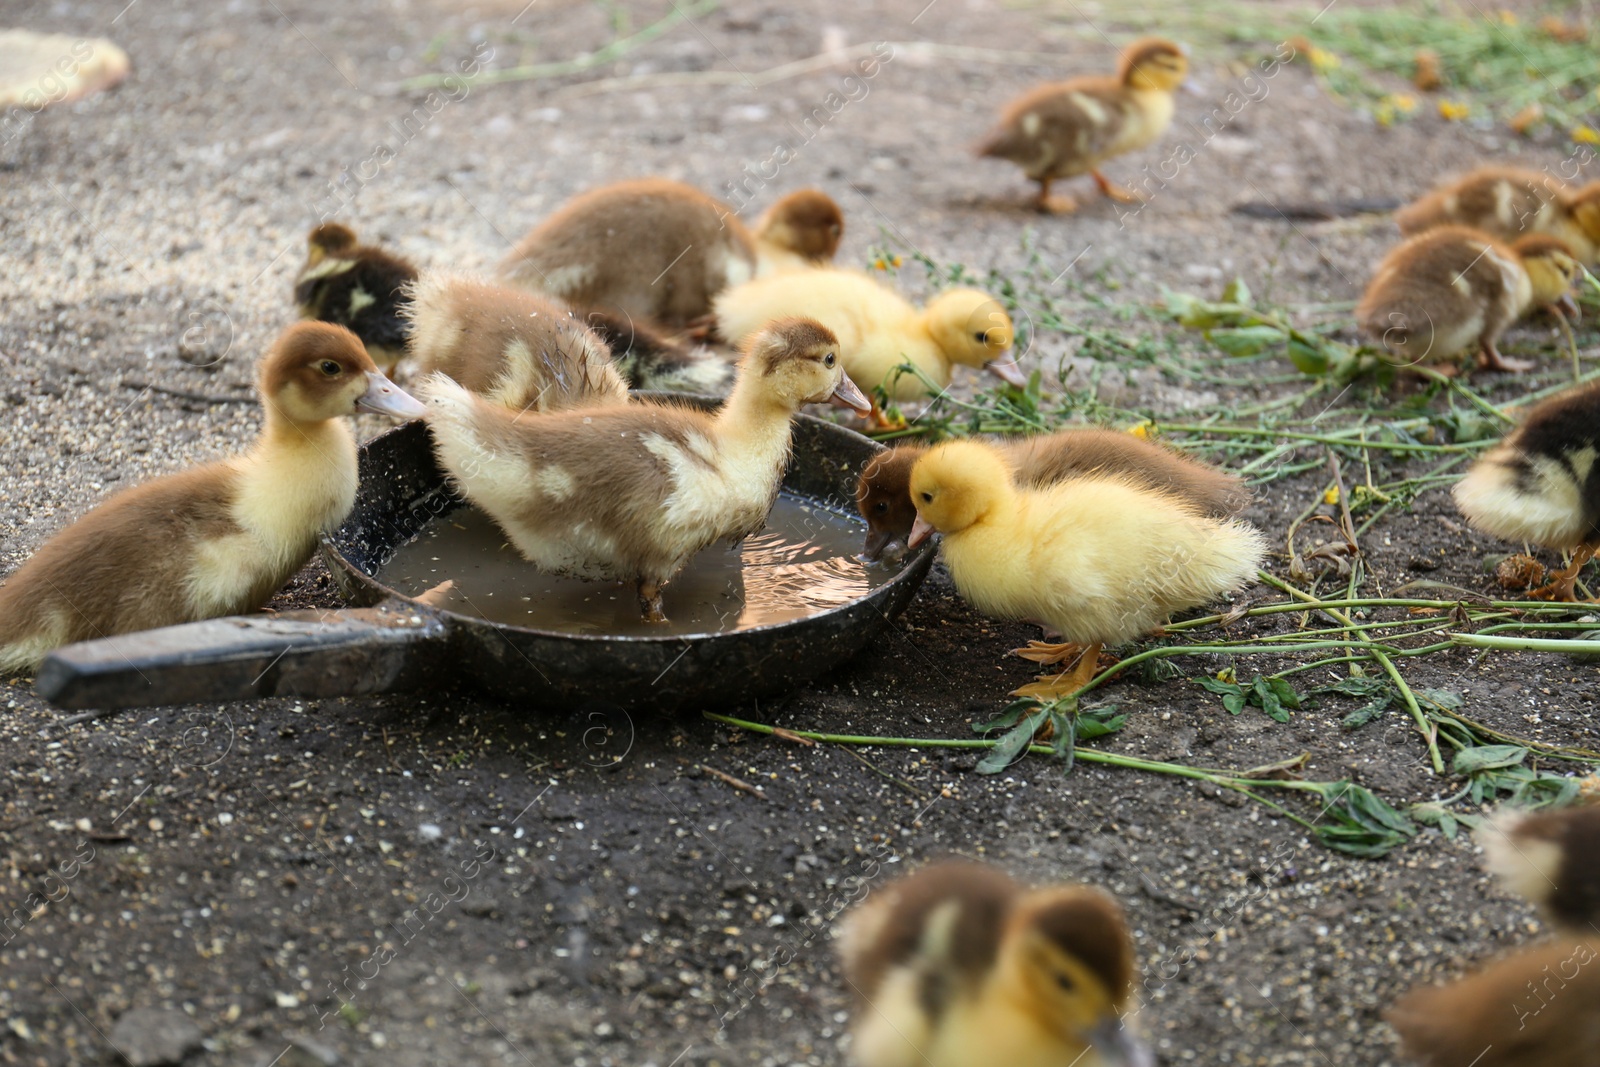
xmin=978 ymin=77 xmax=1135 ymax=179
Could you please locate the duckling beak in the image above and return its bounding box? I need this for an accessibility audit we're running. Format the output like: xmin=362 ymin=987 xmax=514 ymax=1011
xmin=357 ymin=371 xmax=428 ymax=420
xmin=861 ymin=527 xmax=907 ymax=562
xmin=1558 ymin=291 xmax=1581 ymax=321
xmin=908 ymin=515 xmax=936 ymax=548
xmin=830 ymin=374 xmax=873 ymax=415
xmin=984 ymin=356 xmax=1028 ymax=388
xmin=1085 ymin=1016 xmax=1155 ymax=1067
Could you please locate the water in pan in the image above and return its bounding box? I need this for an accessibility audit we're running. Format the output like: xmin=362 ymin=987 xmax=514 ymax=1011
xmin=379 ymin=495 xmax=900 ymax=637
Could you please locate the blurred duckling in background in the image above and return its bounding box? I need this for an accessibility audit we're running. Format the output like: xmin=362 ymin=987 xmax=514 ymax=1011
xmin=856 ymin=428 xmax=1250 ymax=561
xmin=715 ymin=269 xmax=1023 ymax=419
xmin=403 ymin=274 xmax=630 ymax=412
xmin=0 ymin=324 xmax=424 ymax=673
xmin=1480 ymin=803 xmax=1600 ymax=929
xmin=836 ymin=860 xmax=1151 ymax=1067
xmin=293 ymin=223 xmax=418 ymax=374
xmin=577 ymin=308 xmax=735 ymax=395
xmin=907 ymin=440 xmax=1264 ymax=697
xmin=1395 ymin=164 xmax=1600 ymax=263
xmin=1452 ymin=380 xmax=1600 ymax=600
xmin=1357 ymin=227 xmax=1582 ymax=374
xmin=976 ymin=38 xmax=1188 ymax=214
xmin=497 ymin=179 xmax=845 ymax=327
xmin=1387 ymin=937 xmax=1600 ymax=1067
xmin=417 ymin=318 xmax=871 ymax=622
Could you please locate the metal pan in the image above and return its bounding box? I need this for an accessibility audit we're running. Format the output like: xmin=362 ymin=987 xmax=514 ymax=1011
xmin=37 ymin=399 xmax=935 ymax=714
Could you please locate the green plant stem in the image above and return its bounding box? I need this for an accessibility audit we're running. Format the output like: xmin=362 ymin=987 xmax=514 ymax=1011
xmin=1449 ymin=633 xmax=1600 ymax=653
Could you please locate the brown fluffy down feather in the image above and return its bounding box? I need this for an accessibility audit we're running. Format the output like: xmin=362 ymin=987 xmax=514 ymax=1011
xmin=1387 ymin=938 xmax=1600 ymax=1067
xmin=1394 ymin=166 xmax=1568 ymax=237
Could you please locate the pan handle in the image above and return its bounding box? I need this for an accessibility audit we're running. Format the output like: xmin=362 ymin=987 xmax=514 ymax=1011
xmin=35 ymin=600 xmax=451 ymax=711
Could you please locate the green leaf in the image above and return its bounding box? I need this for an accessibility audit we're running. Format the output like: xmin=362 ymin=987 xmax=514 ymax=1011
xmin=1223 ymin=693 xmax=1246 ymax=715
xmin=1452 ymin=745 xmax=1529 ymax=776
xmin=1221 ymin=277 xmax=1252 ymax=307
xmin=1416 ymin=688 xmax=1464 ymax=712
xmin=1198 ymin=677 xmax=1244 ymax=697
xmin=1207 ymin=324 xmax=1285 ymax=357
xmin=1267 ymin=678 xmax=1304 ymax=710
xmin=1286 ymin=337 xmax=1330 ymax=375
xmin=1076 ymin=705 xmax=1127 ymax=741
xmin=976 ymin=711 xmax=1047 ymax=774
xmin=973 ymin=701 xmax=1033 ymax=735
xmin=1340 ymin=695 xmax=1392 ymax=731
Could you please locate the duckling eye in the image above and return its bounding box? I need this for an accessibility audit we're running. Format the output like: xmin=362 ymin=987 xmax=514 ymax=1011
xmin=973 ymin=331 xmax=988 ymax=343
xmin=920 ymin=491 xmax=933 ymax=503
xmin=1054 ymin=973 xmax=1075 ymax=992
xmin=319 ymin=360 xmax=342 ymax=376
xmin=873 ymin=500 xmax=889 ymax=514
xmin=824 ymin=352 xmax=836 ymax=367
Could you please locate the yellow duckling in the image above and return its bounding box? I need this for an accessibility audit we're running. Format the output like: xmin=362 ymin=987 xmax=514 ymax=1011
xmin=496 ymin=179 xmax=845 ymax=327
xmin=856 ymin=429 xmax=1249 ymax=561
xmin=0 ymin=323 xmax=424 ymax=673
xmin=416 ymin=318 xmax=871 ymax=621
xmin=714 ymin=269 xmax=1024 ymax=411
xmin=1480 ymin=803 xmax=1600 ymax=930
xmin=1357 ymin=227 xmax=1582 ymax=374
xmin=907 ymin=440 xmax=1265 ymax=696
xmin=293 ymin=222 xmax=418 ymax=374
xmin=836 ymin=860 xmax=1151 ymax=1067
xmin=976 ymin=38 xmax=1188 ymax=214
xmin=1394 ymin=165 xmax=1600 ymax=263
xmin=1452 ymin=380 xmax=1600 ymax=600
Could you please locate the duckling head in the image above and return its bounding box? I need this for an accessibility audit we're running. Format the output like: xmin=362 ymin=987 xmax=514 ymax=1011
xmin=1000 ymin=887 xmax=1151 ymax=1067
xmin=305 ymin=221 xmax=359 ymax=266
xmin=924 ymin=289 xmax=1027 ymax=386
xmin=1119 ymin=38 xmax=1188 ymax=92
xmin=740 ymin=316 xmax=871 ymax=414
xmin=1512 ymin=234 xmax=1583 ymax=310
xmin=907 ymin=440 xmax=1012 ymax=547
xmin=856 ymin=447 xmax=923 ymax=561
xmin=261 ymin=322 xmax=426 ymax=424
xmin=756 ymin=189 xmax=844 ymax=262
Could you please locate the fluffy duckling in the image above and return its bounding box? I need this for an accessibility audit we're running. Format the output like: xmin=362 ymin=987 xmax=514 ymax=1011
xmin=837 ymin=860 xmax=1151 ymax=1067
xmin=0 ymin=323 xmax=424 ymax=673
xmin=907 ymin=440 xmax=1265 ymax=696
xmin=1395 ymin=165 xmax=1600 ymax=263
xmin=496 ymin=180 xmax=844 ymax=326
xmin=857 ymin=429 xmax=1250 ymax=561
xmin=714 ymin=269 xmax=1024 ymax=410
xmin=417 ymin=318 xmax=871 ymax=621
xmin=403 ymin=273 xmax=629 ymax=412
xmin=1357 ymin=227 xmax=1582 ymax=374
xmin=293 ymin=223 xmax=418 ymax=373
xmin=1387 ymin=937 xmax=1600 ymax=1067
xmin=1452 ymin=380 xmax=1600 ymax=600
xmin=1480 ymin=803 xmax=1600 ymax=929
xmin=579 ymin=308 xmax=735 ymax=396
xmin=752 ymin=187 xmax=845 ymax=273
xmin=976 ymin=38 xmax=1188 ymax=214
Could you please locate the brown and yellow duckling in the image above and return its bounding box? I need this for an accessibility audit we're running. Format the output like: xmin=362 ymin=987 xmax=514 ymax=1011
xmin=0 ymin=323 xmax=424 ymax=674
xmin=751 ymin=187 xmax=844 ymax=273
xmin=1395 ymin=165 xmax=1600 ymax=263
xmin=976 ymin=38 xmax=1188 ymax=214
xmin=856 ymin=428 xmax=1249 ymax=561
xmin=1453 ymin=380 xmax=1600 ymax=600
xmin=907 ymin=440 xmax=1264 ymax=697
xmin=837 ymin=860 xmax=1151 ymax=1067
xmin=496 ymin=179 xmax=845 ymax=327
xmin=1357 ymin=227 xmax=1582 ymax=374
xmin=1480 ymin=802 xmax=1600 ymax=930
xmin=293 ymin=222 xmax=418 ymax=374
xmin=417 ymin=318 xmax=871 ymax=622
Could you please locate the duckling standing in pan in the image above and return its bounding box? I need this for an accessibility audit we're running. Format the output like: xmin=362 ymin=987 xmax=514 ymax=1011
xmin=1357 ymin=227 xmax=1582 ymax=374
xmin=418 ymin=318 xmax=871 ymax=622
xmin=1395 ymin=164 xmax=1600 ymax=263
xmin=907 ymin=440 xmax=1265 ymax=697
xmin=976 ymin=38 xmax=1188 ymax=214
xmin=837 ymin=860 xmax=1152 ymax=1067
xmin=0 ymin=323 xmax=425 ymax=674
xmin=1452 ymin=380 xmax=1600 ymax=600
xmin=857 ymin=428 xmax=1250 ymax=561
xmin=293 ymin=223 xmax=417 ymax=374
xmin=497 ymin=179 xmax=845 ymax=327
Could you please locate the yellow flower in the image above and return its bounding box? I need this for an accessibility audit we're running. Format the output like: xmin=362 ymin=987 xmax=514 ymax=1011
xmin=1438 ymin=100 xmax=1471 ymax=121
xmin=1323 ymin=486 xmax=1341 ymax=505
xmin=1497 ymin=9 xmax=1517 ymax=25
xmin=1573 ymin=126 xmax=1600 ymax=145
xmin=1126 ymin=422 xmax=1153 ymax=439
xmin=1215 ymin=667 xmax=1237 ymax=685
xmin=1390 ymin=93 xmax=1417 ymax=113
xmin=888 ymin=253 xmax=902 ymax=268
xmin=1308 ymin=46 xmax=1341 ymax=71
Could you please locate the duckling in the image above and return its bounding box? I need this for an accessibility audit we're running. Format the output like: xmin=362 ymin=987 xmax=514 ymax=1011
xmin=836 ymin=860 xmax=1151 ymax=1067
xmin=714 ymin=269 xmax=1024 ymax=410
xmin=752 ymin=187 xmax=845 ymax=274
xmin=856 ymin=429 xmax=1250 ymax=561
xmin=1452 ymin=380 xmax=1600 ymax=600
xmin=976 ymin=38 xmax=1188 ymax=214
xmin=496 ymin=180 xmax=845 ymax=327
xmin=403 ymin=273 xmax=629 ymax=412
xmin=580 ymin=308 xmax=734 ymax=396
xmin=1395 ymin=165 xmax=1600 ymax=263
xmin=1357 ymin=227 xmax=1583 ymax=374
xmin=0 ymin=323 xmax=424 ymax=674
xmin=416 ymin=318 xmax=871 ymax=622
xmin=1480 ymin=803 xmax=1600 ymax=929
xmin=293 ymin=222 xmax=418 ymax=374
xmin=907 ymin=440 xmax=1264 ymax=697
xmin=1387 ymin=937 xmax=1600 ymax=1067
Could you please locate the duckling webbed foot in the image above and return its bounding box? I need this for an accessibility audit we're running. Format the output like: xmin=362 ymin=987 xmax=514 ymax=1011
xmin=412 ymin=579 xmax=456 ymax=609
xmin=1476 ymin=341 xmax=1534 ymax=373
xmin=1092 ymin=170 xmax=1146 ymax=204
xmin=1010 ymin=641 xmax=1107 ymax=700
xmin=1033 ymin=178 xmax=1081 ymax=216
xmin=638 ymin=580 xmax=669 ymax=623
xmin=1525 ymin=544 xmax=1597 ymax=602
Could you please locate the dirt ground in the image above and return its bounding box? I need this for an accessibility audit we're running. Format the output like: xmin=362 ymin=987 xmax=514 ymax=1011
xmin=3 ymin=0 xmax=1599 ymax=1064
